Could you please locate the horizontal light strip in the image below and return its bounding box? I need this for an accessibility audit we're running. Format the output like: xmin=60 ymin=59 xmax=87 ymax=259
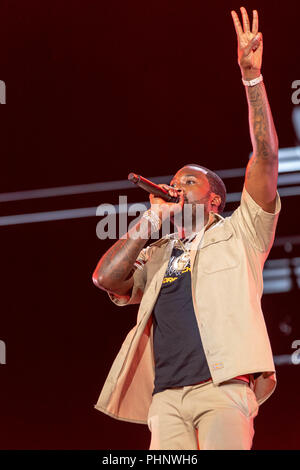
xmin=219 ymin=171 xmax=300 ymax=186
xmin=224 ymin=184 xmax=300 ymax=204
xmin=262 ymin=257 xmax=300 ymax=293
xmin=0 ymin=171 xmax=248 ymax=203
xmin=1 ymin=146 xmax=300 ymax=203
xmin=249 ymin=146 xmax=300 ymax=172
xmin=269 ymin=235 xmax=300 ymax=248
xmin=0 ymin=176 xmax=171 ymax=203
xmin=1 ymin=181 xmax=300 ymax=225
xmin=1 ymin=168 xmax=297 ymax=204
xmin=0 ymin=202 xmax=152 ymax=226
xmin=263 ymin=267 xmax=291 ymax=278
xmin=265 ymin=259 xmax=289 ymax=268
xmin=278 ymin=146 xmax=300 ymax=173
xmin=273 ymin=355 xmax=295 ymax=366
xmin=216 ymin=168 xmax=245 ymax=178
xmin=263 ymin=278 xmax=292 ymax=294
xmin=277 ymin=185 xmax=300 ymax=197
xmin=277 ymin=173 xmax=300 ymax=185
xmin=278 ymin=146 xmax=300 ymax=159
xmin=0 ymin=207 xmax=99 ymax=226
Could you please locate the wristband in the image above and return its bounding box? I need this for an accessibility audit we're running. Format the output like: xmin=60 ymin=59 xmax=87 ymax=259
xmin=242 ymin=74 xmax=263 ymax=87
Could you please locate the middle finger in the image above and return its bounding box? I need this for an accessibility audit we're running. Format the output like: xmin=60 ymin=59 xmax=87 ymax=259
xmin=240 ymin=6 xmax=251 ymax=33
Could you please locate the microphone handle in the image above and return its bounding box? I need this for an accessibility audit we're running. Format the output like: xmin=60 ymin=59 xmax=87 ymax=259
xmin=128 ymin=173 xmax=179 ymax=203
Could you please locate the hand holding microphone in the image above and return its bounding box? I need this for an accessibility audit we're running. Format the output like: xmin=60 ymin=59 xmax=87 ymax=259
xmin=128 ymin=173 xmax=184 ymax=225
xmin=128 ymin=173 xmax=179 ymax=202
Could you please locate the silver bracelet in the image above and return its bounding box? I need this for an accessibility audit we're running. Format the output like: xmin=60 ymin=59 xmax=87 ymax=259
xmin=142 ymin=209 xmax=161 ymax=232
xmin=242 ymin=74 xmax=263 ymax=87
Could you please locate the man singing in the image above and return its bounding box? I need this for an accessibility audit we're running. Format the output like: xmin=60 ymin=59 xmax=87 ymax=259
xmin=92 ymin=7 xmax=281 ymax=449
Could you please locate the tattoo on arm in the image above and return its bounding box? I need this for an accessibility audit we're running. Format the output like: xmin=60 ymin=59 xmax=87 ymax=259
xmin=94 ymin=218 xmax=152 ymax=287
xmin=245 ymin=82 xmax=278 ymax=166
xmin=102 ymin=238 xmax=145 ymax=282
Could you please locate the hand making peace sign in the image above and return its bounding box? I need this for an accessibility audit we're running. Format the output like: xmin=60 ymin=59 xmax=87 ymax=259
xmin=231 ymin=7 xmax=263 ymax=80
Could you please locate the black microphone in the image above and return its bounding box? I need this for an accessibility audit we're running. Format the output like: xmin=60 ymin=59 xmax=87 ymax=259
xmin=128 ymin=173 xmax=179 ymax=203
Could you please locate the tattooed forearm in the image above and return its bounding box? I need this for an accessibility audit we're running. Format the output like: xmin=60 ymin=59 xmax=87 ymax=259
xmin=100 ymin=238 xmax=145 ymax=282
xmin=92 ymin=218 xmax=151 ymax=290
xmin=245 ymin=82 xmax=278 ymax=161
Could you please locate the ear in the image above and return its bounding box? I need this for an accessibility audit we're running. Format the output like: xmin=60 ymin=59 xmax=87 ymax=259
xmin=211 ymin=194 xmax=221 ymax=211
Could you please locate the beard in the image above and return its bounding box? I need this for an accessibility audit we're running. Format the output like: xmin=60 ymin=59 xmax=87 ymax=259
xmin=186 ymin=190 xmax=211 ymax=216
xmin=173 ymin=192 xmax=211 ymax=232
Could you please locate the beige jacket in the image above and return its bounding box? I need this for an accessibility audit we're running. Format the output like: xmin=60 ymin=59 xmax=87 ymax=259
xmin=94 ymin=186 xmax=281 ymax=425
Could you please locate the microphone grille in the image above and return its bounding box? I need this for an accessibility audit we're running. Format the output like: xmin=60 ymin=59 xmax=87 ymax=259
xmin=128 ymin=173 xmax=139 ymax=183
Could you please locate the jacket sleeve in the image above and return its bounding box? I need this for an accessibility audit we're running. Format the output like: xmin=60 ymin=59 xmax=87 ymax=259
xmin=230 ymin=185 xmax=281 ymax=254
xmin=106 ymin=246 xmax=150 ymax=307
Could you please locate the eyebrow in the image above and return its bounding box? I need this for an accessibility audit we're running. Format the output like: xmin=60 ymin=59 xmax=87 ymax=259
xmin=170 ymin=174 xmax=199 ymax=183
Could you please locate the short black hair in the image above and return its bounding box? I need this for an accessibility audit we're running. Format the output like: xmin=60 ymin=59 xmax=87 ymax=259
xmin=184 ymin=164 xmax=227 ymax=213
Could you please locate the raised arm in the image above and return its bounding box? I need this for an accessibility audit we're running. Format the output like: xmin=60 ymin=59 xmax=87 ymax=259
xmin=231 ymin=7 xmax=278 ymax=213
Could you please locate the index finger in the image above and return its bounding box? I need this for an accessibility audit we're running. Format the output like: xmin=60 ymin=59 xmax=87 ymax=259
xmin=231 ymin=10 xmax=244 ymax=39
xmin=159 ymin=183 xmax=173 ymax=191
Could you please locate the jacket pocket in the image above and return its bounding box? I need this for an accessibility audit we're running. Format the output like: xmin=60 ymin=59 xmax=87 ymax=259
xmin=200 ymin=250 xmax=240 ymax=274
xmin=199 ymin=232 xmax=240 ymax=274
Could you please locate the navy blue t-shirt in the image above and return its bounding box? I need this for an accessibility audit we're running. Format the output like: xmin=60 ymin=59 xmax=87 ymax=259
xmin=152 ymin=246 xmax=211 ymax=396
